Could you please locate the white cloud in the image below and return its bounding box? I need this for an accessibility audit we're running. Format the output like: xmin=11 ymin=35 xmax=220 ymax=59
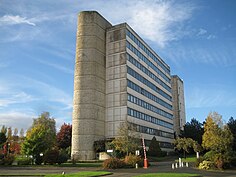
xmin=0 ymin=15 xmax=36 ymax=26
xmin=20 ymin=76 xmax=73 ymax=110
xmin=76 ymin=0 xmax=196 ymax=48
xmin=163 ymin=42 xmax=236 ymax=67
xmin=0 ymin=1 xmax=196 ymax=47
xmin=0 ymin=75 xmax=73 ymax=130
xmin=207 ymin=34 xmax=216 ymax=40
xmin=197 ymin=28 xmax=207 ymax=35
xmin=0 ymin=111 xmax=35 ymax=131
xmin=186 ymin=87 xmax=236 ymax=109
xmin=35 ymin=59 xmax=74 ymax=75
xmin=127 ymin=0 xmax=195 ymax=47
xmin=0 ymin=91 xmax=36 ymax=107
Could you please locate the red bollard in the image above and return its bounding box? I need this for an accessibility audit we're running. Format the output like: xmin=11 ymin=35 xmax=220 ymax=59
xmin=143 ymin=158 xmax=148 ymax=169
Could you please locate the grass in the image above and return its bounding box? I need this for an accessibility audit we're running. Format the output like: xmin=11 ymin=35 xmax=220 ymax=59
xmin=44 ymin=171 xmax=112 ymax=177
xmin=0 ymin=175 xmax=44 ymax=176
xmin=175 ymin=157 xmax=196 ymax=163
xmin=134 ymin=173 xmax=200 ymax=177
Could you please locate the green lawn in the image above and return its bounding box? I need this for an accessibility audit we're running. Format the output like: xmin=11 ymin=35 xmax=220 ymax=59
xmin=135 ymin=173 xmax=200 ymax=177
xmin=175 ymin=157 xmax=196 ymax=163
xmin=44 ymin=171 xmax=112 ymax=177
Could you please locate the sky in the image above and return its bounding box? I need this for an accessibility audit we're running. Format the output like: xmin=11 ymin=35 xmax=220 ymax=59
xmin=0 ymin=0 xmax=235 ymax=132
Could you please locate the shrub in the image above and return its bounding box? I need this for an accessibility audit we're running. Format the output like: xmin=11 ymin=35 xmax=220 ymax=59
xmin=231 ymin=156 xmax=236 ymax=167
xmin=17 ymin=156 xmax=32 ymax=165
xmin=148 ymin=137 xmax=161 ymax=157
xmin=198 ymin=160 xmax=214 ymax=170
xmin=203 ymin=151 xmax=232 ymax=169
xmin=159 ymin=151 xmax=167 ymax=157
xmin=34 ymin=154 xmax=43 ymax=165
xmin=103 ymin=158 xmax=125 ymax=169
xmin=124 ymin=154 xmax=142 ymax=167
xmin=215 ymin=157 xmax=224 ymax=169
xmin=0 ymin=154 xmax=4 ymax=165
xmin=1 ymin=155 xmax=15 ymax=165
xmin=44 ymin=149 xmax=59 ymax=165
xmin=57 ymin=150 xmax=69 ymax=165
xmin=195 ymin=156 xmax=204 ymax=167
xmin=203 ymin=151 xmax=214 ymax=161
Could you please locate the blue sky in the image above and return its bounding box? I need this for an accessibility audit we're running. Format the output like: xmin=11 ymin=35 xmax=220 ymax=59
xmin=0 ymin=0 xmax=235 ymax=131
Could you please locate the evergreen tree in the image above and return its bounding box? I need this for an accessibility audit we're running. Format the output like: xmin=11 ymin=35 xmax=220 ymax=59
xmin=148 ymin=136 xmax=161 ymax=157
xmin=202 ymin=112 xmax=233 ymax=168
xmin=182 ymin=118 xmax=204 ymax=144
xmin=227 ymin=117 xmax=236 ymax=152
xmin=0 ymin=132 xmax=7 ymax=147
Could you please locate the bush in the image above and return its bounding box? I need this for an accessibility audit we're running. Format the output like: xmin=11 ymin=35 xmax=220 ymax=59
xmin=57 ymin=150 xmax=69 ymax=165
xmin=215 ymin=157 xmax=224 ymax=169
xmin=103 ymin=158 xmax=125 ymax=169
xmin=203 ymin=151 xmax=232 ymax=169
xmin=195 ymin=156 xmax=204 ymax=167
xmin=44 ymin=149 xmax=59 ymax=165
xmin=231 ymin=156 xmax=236 ymax=167
xmin=198 ymin=160 xmax=214 ymax=170
xmin=124 ymin=154 xmax=142 ymax=167
xmin=203 ymin=151 xmax=214 ymax=161
xmin=17 ymin=156 xmax=32 ymax=165
xmin=0 ymin=155 xmax=15 ymax=165
xmin=159 ymin=151 xmax=167 ymax=157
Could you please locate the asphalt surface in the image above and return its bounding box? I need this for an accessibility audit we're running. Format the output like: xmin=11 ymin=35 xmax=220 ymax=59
xmin=0 ymin=161 xmax=236 ymax=177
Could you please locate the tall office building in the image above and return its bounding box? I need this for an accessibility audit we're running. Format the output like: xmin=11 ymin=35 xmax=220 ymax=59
xmin=171 ymin=75 xmax=186 ymax=136
xmin=72 ymin=11 xmax=184 ymax=160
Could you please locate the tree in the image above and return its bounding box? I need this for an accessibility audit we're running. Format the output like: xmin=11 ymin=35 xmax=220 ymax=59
xmin=57 ymin=123 xmax=72 ymax=149
xmin=13 ymin=128 xmax=19 ymax=142
xmin=21 ymin=112 xmax=56 ymax=164
xmin=19 ymin=128 xmax=24 ymax=141
xmin=148 ymin=136 xmax=161 ymax=157
xmin=94 ymin=139 xmax=106 ymax=153
xmin=7 ymin=127 xmax=12 ymax=141
xmin=202 ymin=112 xmax=233 ymax=169
xmin=0 ymin=132 xmax=7 ymax=147
xmin=1 ymin=125 xmax=7 ymax=134
xmin=174 ymin=137 xmax=200 ymax=158
xmin=111 ymin=122 xmax=140 ymax=156
xmin=182 ymin=118 xmax=204 ymax=144
xmin=227 ymin=117 xmax=236 ymax=151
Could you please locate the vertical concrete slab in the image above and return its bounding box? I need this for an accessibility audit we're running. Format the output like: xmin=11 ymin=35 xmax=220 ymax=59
xmin=71 ymin=11 xmax=112 ymax=160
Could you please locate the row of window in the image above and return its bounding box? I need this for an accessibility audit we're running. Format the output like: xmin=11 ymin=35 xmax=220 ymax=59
xmin=127 ymin=107 xmax=173 ymax=129
xmin=126 ymin=41 xmax=170 ymax=83
xmin=128 ymin=94 xmax=173 ymax=119
xmin=126 ymin=29 xmax=170 ymax=74
xmin=130 ymin=122 xmax=174 ymax=139
xmin=127 ymin=80 xmax=172 ymax=110
xmin=127 ymin=66 xmax=172 ymax=101
xmin=127 ymin=54 xmax=171 ymax=93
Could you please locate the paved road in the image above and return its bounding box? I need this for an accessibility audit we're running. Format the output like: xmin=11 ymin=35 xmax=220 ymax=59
xmin=0 ymin=161 xmax=236 ymax=177
xmin=107 ymin=161 xmax=236 ymax=177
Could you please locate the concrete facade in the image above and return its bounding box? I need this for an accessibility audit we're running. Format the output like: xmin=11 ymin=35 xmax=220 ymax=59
xmin=171 ymin=75 xmax=186 ymax=136
xmin=106 ymin=24 xmax=127 ymax=138
xmin=72 ymin=11 xmax=185 ymax=160
xmin=71 ymin=11 xmax=111 ymax=160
